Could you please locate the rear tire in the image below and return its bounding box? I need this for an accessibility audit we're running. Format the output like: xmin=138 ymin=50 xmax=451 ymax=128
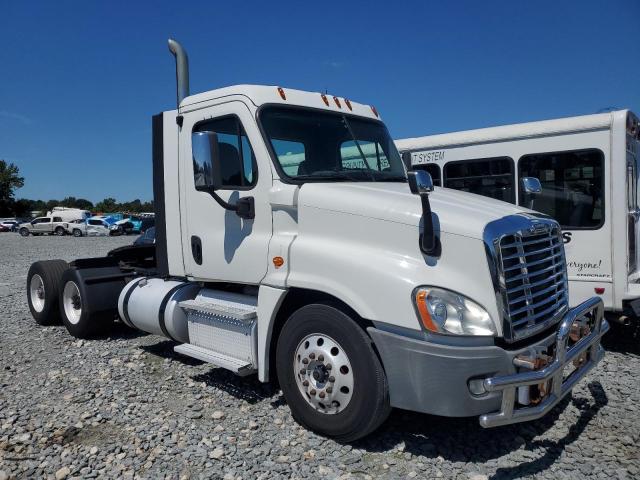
xmin=27 ymin=260 xmax=69 ymax=325
xmin=19 ymin=228 xmax=29 ymax=237
xmin=59 ymin=269 xmax=114 ymax=338
xmin=54 ymin=226 xmax=65 ymax=236
xmin=276 ymin=303 xmax=391 ymax=442
xmin=72 ymin=229 xmax=82 ymax=237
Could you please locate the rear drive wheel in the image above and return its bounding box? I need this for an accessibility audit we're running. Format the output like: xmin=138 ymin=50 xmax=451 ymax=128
xmin=59 ymin=269 xmax=113 ymax=338
xmin=19 ymin=228 xmax=29 ymax=237
xmin=276 ymin=303 xmax=391 ymax=442
xmin=54 ymin=226 xmax=65 ymax=236
xmin=72 ymin=229 xmax=82 ymax=237
xmin=27 ymin=260 xmax=69 ymax=325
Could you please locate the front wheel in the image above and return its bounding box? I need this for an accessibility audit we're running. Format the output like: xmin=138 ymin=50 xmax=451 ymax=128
xmin=276 ymin=304 xmax=391 ymax=442
xmin=19 ymin=228 xmax=29 ymax=237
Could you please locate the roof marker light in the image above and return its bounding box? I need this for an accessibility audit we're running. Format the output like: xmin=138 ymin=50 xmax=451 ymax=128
xmin=321 ymin=93 xmax=329 ymax=106
xmin=277 ymin=87 xmax=286 ymax=100
xmin=370 ymin=105 xmax=379 ymax=117
xmin=333 ymin=96 xmax=342 ymax=108
xmin=344 ymin=98 xmax=353 ymax=111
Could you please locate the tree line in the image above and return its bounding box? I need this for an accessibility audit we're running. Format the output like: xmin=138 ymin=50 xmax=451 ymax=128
xmin=0 ymin=160 xmax=153 ymax=218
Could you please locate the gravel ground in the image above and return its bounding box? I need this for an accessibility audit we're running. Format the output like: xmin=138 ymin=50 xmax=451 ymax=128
xmin=0 ymin=233 xmax=638 ymax=480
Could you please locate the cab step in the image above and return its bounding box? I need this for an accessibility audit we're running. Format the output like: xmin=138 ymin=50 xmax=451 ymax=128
xmin=174 ymin=343 xmax=256 ymax=376
xmin=176 ymin=291 xmax=258 ymax=375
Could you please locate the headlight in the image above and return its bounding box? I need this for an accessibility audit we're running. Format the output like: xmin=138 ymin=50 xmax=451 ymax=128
xmin=413 ymin=287 xmax=496 ymax=336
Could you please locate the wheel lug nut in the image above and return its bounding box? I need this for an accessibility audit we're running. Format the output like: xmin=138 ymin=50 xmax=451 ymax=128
xmin=319 ymin=392 xmax=326 ymax=399
xmin=310 ymin=389 xmax=316 ymax=396
xmin=302 ymin=358 xmax=309 ymax=364
xmin=309 ymin=353 xmax=316 ymax=359
xmin=326 ymin=364 xmax=332 ymax=370
xmin=326 ymin=387 xmax=333 ymax=393
xmin=318 ymin=355 xmax=324 ymax=361
xmin=328 ymin=376 xmax=335 ymax=383
xmin=302 ymin=380 xmax=309 ymax=387
xmin=300 ymin=368 xmax=306 ymax=375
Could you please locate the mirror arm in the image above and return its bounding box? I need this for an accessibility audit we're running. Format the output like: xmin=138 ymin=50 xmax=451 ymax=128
xmin=207 ymin=188 xmax=255 ymax=220
xmin=419 ymin=195 xmax=439 ymax=255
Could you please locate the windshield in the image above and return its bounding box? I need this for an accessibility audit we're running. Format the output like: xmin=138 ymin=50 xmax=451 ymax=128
xmin=260 ymin=106 xmax=406 ymax=182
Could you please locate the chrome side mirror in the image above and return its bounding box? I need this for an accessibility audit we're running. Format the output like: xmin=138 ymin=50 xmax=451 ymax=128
xmin=408 ymin=170 xmax=435 ymax=195
xmin=521 ymin=177 xmax=542 ymax=195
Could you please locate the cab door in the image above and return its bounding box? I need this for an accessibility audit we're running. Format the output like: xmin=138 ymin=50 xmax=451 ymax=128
xmin=179 ymin=101 xmax=273 ymax=284
xmin=34 ymin=217 xmax=52 ymax=234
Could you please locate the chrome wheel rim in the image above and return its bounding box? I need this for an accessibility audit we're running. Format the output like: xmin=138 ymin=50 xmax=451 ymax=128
xmin=293 ymin=334 xmax=354 ymax=414
xmin=62 ymin=281 xmax=82 ymax=325
xmin=30 ymin=274 xmax=45 ymax=312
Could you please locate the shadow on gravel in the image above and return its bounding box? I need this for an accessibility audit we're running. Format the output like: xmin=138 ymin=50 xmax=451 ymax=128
xmin=191 ymin=369 xmax=282 ymax=405
xmin=355 ymin=382 xmax=607 ymax=478
xmin=140 ymin=340 xmax=204 ymax=366
xmin=602 ymin=323 xmax=640 ymax=355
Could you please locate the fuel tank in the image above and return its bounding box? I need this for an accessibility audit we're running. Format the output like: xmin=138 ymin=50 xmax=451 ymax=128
xmin=118 ymin=277 xmax=199 ymax=342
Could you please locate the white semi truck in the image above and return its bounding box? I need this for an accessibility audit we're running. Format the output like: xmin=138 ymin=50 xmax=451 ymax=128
xmin=396 ymin=110 xmax=640 ymax=333
xmin=26 ymin=40 xmax=608 ymax=441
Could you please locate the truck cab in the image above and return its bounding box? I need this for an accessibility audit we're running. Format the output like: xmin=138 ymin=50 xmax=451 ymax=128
xmin=26 ymin=40 xmax=609 ymax=441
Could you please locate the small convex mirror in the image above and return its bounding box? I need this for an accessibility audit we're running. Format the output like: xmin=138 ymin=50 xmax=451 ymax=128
xmin=521 ymin=176 xmax=542 ymax=195
xmin=408 ymin=170 xmax=435 ymax=195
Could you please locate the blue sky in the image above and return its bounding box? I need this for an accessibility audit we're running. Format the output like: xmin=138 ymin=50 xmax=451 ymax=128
xmin=1 ymin=0 xmax=639 ymax=203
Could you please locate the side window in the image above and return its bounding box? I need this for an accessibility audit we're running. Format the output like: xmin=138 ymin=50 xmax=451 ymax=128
xmin=444 ymin=157 xmax=515 ymax=203
xmin=271 ymin=139 xmax=306 ymax=176
xmin=53 ymin=217 xmax=62 ymax=222
xmin=340 ymin=141 xmax=390 ymax=171
xmin=413 ymin=163 xmax=442 ymax=187
xmin=42 ymin=218 xmax=52 ymax=223
xmin=192 ymin=117 xmax=257 ymax=190
xmin=519 ymin=149 xmax=604 ymax=229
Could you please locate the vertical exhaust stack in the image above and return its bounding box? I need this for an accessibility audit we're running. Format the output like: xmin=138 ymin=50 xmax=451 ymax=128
xmin=168 ymin=39 xmax=190 ymax=107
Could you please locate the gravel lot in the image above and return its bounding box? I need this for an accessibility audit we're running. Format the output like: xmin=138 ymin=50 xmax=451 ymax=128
xmin=0 ymin=233 xmax=638 ymax=480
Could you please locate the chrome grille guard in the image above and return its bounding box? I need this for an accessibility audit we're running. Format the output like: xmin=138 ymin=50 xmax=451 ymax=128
xmin=479 ymin=296 xmax=608 ymax=428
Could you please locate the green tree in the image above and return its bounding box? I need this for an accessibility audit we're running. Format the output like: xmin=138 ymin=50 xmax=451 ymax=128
xmin=0 ymin=160 xmax=25 ymax=216
xmin=96 ymin=197 xmax=117 ymax=213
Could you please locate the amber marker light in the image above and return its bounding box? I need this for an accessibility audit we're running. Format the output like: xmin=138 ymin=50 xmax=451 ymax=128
xmin=333 ymin=96 xmax=342 ymax=108
xmin=415 ymin=290 xmax=438 ymax=332
xmin=370 ymin=105 xmax=379 ymax=117
xmin=321 ymin=93 xmax=330 ymax=106
xmin=273 ymin=256 xmax=285 ymax=268
xmin=344 ymin=98 xmax=353 ymax=111
xmin=277 ymin=87 xmax=286 ymax=100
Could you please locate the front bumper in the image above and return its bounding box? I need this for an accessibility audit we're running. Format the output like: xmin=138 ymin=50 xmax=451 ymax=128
xmin=479 ymin=296 xmax=608 ymax=427
xmin=369 ymin=296 xmax=608 ymax=427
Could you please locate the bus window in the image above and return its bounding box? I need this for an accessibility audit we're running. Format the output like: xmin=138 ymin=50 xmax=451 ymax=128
xmin=443 ymin=157 xmax=515 ymax=202
xmin=518 ymin=149 xmax=604 ymax=229
xmin=413 ymin=163 xmax=441 ymax=186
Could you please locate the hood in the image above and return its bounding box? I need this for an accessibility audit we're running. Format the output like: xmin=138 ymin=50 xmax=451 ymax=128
xmin=298 ymin=182 xmax=532 ymax=240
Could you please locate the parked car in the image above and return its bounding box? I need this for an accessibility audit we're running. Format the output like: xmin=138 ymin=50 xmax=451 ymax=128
xmin=64 ymin=219 xmax=88 ymax=237
xmin=133 ymin=226 xmax=155 ymax=245
xmin=18 ymin=216 xmax=68 ymax=236
xmin=85 ymin=216 xmax=117 ymax=236
xmin=0 ymin=219 xmax=19 ymax=232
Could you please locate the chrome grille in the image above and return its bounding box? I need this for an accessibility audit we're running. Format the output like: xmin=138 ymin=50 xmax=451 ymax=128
xmin=485 ymin=216 xmax=569 ymax=342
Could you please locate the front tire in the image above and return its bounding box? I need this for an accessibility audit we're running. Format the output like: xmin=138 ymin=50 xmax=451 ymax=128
xmin=27 ymin=260 xmax=69 ymax=325
xmin=19 ymin=228 xmax=29 ymax=237
xmin=276 ymin=304 xmax=391 ymax=442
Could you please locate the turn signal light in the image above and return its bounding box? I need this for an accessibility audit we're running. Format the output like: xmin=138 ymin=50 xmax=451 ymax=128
xmin=415 ymin=290 xmax=438 ymax=332
xmin=273 ymin=256 xmax=285 ymax=268
xmin=277 ymin=87 xmax=286 ymax=100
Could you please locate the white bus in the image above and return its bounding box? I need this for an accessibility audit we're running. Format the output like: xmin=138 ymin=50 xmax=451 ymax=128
xmin=396 ymin=110 xmax=640 ymax=328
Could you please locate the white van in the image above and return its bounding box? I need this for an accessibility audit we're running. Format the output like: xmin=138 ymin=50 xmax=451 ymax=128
xmin=46 ymin=207 xmax=91 ymax=222
xmin=396 ymin=110 xmax=640 ymax=327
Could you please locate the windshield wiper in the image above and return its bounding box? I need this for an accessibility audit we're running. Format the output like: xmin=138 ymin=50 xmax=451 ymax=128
xmin=341 ymin=115 xmax=376 ymax=181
